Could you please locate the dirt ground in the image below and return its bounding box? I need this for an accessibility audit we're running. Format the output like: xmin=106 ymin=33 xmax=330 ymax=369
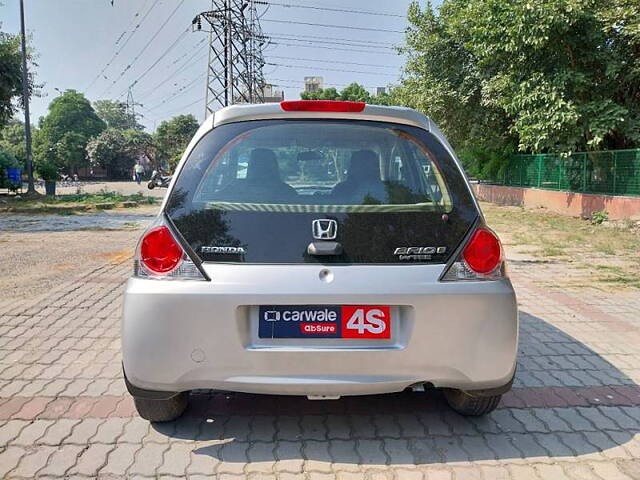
xmin=0 ymin=206 xmax=155 ymax=300
xmin=482 ymin=202 xmax=640 ymax=289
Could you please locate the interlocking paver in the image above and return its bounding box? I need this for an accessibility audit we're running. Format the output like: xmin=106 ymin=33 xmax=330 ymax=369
xmin=11 ymin=419 xmax=54 ymax=445
xmin=90 ymin=416 xmax=129 ymax=443
xmin=274 ymin=440 xmax=304 ymax=473
xmin=128 ymin=442 xmax=167 ymax=476
xmin=68 ymin=443 xmax=114 ymax=476
xmin=38 ymin=444 xmax=83 ymax=477
xmin=0 ymin=420 xmax=29 ymax=446
xmin=63 ymin=418 xmax=103 ymax=444
xmin=39 ymin=418 xmax=80 ymax=445
xmin=303 ymin=440 xmax=333 ymax=473
xmin=0 ymin=446 xmax=26 ymax=478
xmin=10 ymin=445 xmax=56 ymax=478
xmin=217 ymin=441 xmax=249 ymax=475
xmin=99 ymin=443 xmax=139 ymax=476
xmin=158 ymin=441 xmax=193 ymax=476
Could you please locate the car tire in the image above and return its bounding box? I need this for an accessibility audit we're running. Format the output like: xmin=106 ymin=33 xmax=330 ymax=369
xmin=133 ymin=392 xmax=188 ymax=422
xmin=443 ymin=389 xmax=501 ymax=416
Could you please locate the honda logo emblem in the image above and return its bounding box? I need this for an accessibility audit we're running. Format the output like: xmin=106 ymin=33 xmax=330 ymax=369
xmin=312 ymin=219 xmax=337 ymax=240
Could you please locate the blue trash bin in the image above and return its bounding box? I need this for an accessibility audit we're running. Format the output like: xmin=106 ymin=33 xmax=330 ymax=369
xmin=6 ymin=168 xmax=21 ymax=190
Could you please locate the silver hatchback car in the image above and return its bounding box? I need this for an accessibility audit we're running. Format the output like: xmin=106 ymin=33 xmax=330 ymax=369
xmin=122 ymin=101 xmax=518 ymax=422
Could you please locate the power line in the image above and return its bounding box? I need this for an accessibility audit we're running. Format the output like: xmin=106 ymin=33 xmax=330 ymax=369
xmin=100 ymin=0 xmax=186 ymax=97
xmin=149 ymin=95 xmax=205 ymax=118
xmin=145 ymin=72 xmax=207 ymax=111
xmin=137 ymin=46 xmax=208 ymax=101
xmin=270 ymin=41 xmax=400 ymax=56
xmin=261 ymin=18 xmax=404 ymax=34
xmin=265 ymin=31 xmax=396 ymax=47
xmin=268 ymin=77 xmax=393 ymax=90
xmin=257 ymin=1 xmax=404 ymax=18
xmin=267 ymin=55 xmax=400 ymax=70
xmin=268 ymin=62 xmax=399 ymax=77
xmin=119 ymin=27 xmax=190 ymax=97
xmin=85 ymin=0 xmax=159 ymax=92
xmin=266 ymin=35 xmax=396 ymax=50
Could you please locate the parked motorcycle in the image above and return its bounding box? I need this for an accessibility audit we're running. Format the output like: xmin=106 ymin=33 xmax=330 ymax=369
xmin=147 ymin=169 xmax=172 ymax=189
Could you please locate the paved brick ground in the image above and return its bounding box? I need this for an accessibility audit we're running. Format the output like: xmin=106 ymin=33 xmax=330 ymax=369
xmin=0 ymin=256 xmax=639 ymax=478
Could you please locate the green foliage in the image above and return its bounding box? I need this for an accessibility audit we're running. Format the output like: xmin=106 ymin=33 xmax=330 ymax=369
xmin=396 ymin=0 xmax=640 ymax=172
xmin=153 ymin=114 xmax=198 ymax=169
xmin=0 ymin=28 xmax=37 ymax=129
xmin=299 ymin=83 xmax=396 ymax=105
xmin=86 ymin=128 xmax=150 ymax=179
xmin=0 ymin=146 xmax=19 ymax=188
xmin=457 ymin=143 xmax=514 ymax=180
xmin=591 ymin=210 xmax=609 ymax=225
xmin=0 ymin=119 xmax=27 ymax=168
xmin=0 ymin=145 xmax=19 ymax=169
xmin=300 ymin=87 xmax=340 ymax=100
xmin=93 ymin=99 xmax=143 ymax=130
xmin=45 ymin=191 xmax=156 ymax=205
xmin=35 ymin=90 xmax=106 ymax=174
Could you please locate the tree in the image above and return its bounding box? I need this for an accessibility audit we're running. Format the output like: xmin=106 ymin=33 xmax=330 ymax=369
xmin=154 ymin=114 xmax=199 ymax=170
xmin=86 ymin=128 xmax=155 ymax=179
xmin=93 ymin=99 xmax=143 ymax=130
xmin=0 ymin=146 xmax=20 ymax=187
xmin=0 ymin=27 xmax=36 ymax=128
xmin=300 ymin=87 xmax=340 ymax=100
xmin=339 ymin=83 xmax=371 ymax=102
xmin=35 ymin=90 xmax=106 ymax=174
xmin=300 ymin=83 xmax=395 ymax=105
xmin=0 ymin=119 xmax=28 ymax=168
xmin=396 ymin=0 xmax=640 ymax=177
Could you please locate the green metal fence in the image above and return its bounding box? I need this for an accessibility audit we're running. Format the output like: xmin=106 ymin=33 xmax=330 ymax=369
xmin=489 ymin=149 xmax=640 ymax=197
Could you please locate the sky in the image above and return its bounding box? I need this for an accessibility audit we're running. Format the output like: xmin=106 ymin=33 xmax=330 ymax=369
xmin=0 ymin=0 xmax=423 ymax=131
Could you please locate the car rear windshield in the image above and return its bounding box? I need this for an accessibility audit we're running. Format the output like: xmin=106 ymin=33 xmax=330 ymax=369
xmin=178 ymin=120 xmax=460 ymax=213
xmin=166 ymin=119 xmax=478 ymax=264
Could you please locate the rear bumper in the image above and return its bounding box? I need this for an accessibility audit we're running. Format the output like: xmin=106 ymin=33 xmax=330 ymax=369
xmin=122 ymin=264 xmax=518 ymax=397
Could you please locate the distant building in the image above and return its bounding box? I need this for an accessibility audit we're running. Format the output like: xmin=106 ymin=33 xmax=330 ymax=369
xmin=376 ymin=87 xmax=386 ymax=96
xmin=233 ymin=84 xmax=284 ymax=104
xmin=261 ymin=84 xmax=284 ymax=103
xmin=304 ymin=76 xmax=324 ymax=93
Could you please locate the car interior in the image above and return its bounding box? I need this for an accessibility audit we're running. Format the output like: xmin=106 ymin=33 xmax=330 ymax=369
xmin=193 ymin=122 xmax=450 ymax=207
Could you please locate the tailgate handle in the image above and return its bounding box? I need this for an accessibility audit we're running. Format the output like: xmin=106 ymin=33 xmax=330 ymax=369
xmin=307 ymin=241 xmax=343 ymax=256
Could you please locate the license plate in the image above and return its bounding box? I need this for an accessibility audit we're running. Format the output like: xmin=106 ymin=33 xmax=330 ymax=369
xmin=258 ymin=305 xmax=391 ymax=339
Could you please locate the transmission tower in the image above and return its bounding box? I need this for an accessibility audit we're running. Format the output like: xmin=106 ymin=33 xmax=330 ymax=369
xmin=126 ymin=87 xmax=142 ymax=129
xmin=193 ymin=0 xmax=268 ymax=116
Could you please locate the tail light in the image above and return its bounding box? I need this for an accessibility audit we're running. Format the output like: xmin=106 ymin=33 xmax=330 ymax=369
xmin=134 ymin=217 xmax=205 ymax=280
xmin=140 ymin=226 xmax=183 ymax=273
xmin=280 ymin=100 xmax=366 ymax=112
xmin=441 ymin=227 xmax=505 ymax=281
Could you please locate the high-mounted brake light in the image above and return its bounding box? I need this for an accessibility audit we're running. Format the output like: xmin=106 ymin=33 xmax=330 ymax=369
xmin=463 ymin=228 xmax=502 ymax=274
xmin=140 ymin=226 xmax=184 ymax=274
xmin=280 ymin=100 xmax=366 ymax=112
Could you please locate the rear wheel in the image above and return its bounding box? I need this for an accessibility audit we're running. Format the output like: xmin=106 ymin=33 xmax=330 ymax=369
xmin=147 ymin=181 xmax=155 ymax=189
xmin=443 ymin=389 xmax=501 ymax=416
xmin=133 ymin=392 xmax=188 ymax=422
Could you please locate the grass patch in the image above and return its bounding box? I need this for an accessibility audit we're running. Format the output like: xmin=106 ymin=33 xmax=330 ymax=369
xmin=1 ymin=191 xmax=156 ymax=213
xmin=540 ymin=245 xmax=565 ymax=257
xmin=16 ymin=191 xmax=156 ymax=206
xmin=594 ymin=243 xmax=616 ymax=255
